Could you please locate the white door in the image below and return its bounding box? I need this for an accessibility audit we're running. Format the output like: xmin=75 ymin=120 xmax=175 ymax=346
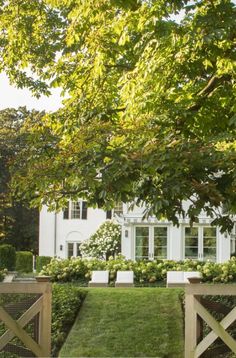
xmin=135 ymin=226 xmax=168 ymax=260
xmin=184 ymin=226 xmax=217 ymax=261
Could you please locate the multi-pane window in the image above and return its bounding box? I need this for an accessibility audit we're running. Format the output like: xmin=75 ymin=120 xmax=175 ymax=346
xmin=184 ymin=226 xmax=216 ymax=261
xmin=67 ymin=242 xmax=82 ymax=258
xmin=63 ymin=201 xmax=87 ymax=220
xmin=105 ymin=203 xmax=123 ymax=220
xmin=114 ymin=202 xmax=123 ymax=216
xmin=71 ymin=202 xmax=81 ymax=219
xmin=135 ymin=226 xmax=168 ymax=260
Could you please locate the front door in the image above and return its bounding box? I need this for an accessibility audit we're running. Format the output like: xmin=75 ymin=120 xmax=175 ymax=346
xmin=184 ymin=226 xmax=216 ymax=261
xmin=135 ymin=226 xmax=168 ymax=260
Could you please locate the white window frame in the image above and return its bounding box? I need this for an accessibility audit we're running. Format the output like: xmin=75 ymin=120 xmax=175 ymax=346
xmin=64 ymin=200 xmax=87 ymax=220
xmin=183 ymin=225 xmax=217 ymax=261
xmin=67 ymin=242 xmax=82 ymax=258
xmin=134 ymin=225 xmax=169 ymax=260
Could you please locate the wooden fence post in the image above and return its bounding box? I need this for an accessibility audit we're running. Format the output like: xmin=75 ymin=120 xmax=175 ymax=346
xmin=36 ymin=276 xmax=52 ymax=357
xmin=185 ymin=292 xmax=197 ymax=358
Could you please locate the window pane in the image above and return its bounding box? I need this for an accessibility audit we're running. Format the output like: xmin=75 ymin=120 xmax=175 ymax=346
xmin=185 ymin=227 xmax=198 ymax=237
xmin=204 ymin=227 xmax=216 ymax=238
xmin=154 ymin=247 xmax=167 ymax=259
xmin=68 ymin=243 xmax=74 ymax=258
xmin=185 ymin=247 xmax=198 ymax=259
xmin=135 ymin=246 xmax=149 ymax=259
xmin=136 ymin=227 xmax=149 ymax=237
xmin=203 ymin=247 xmax=216 ymax=261
xmin=185 ymin=236 xmax=198 ymax=247
xmin=71 ymin=202 xmax=80 ymax=219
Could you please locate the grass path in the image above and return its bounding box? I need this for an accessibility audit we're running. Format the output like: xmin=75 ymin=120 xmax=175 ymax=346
xmin=59 ymin=288 xmax=184 ymax=357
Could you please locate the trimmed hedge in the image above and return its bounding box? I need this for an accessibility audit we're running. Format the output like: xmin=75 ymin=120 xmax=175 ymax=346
xmin=40 ymin=256 xmax=236 ymax=285
xmin=16 ymin=251 xmax=33 ymax=273
xmin=0 ymin=244 xmax=16 ymax=270
xmin=36 ymin=256 xmax=52 ymax=273
xmin=52 ymin=284 xmax=87 ymax=356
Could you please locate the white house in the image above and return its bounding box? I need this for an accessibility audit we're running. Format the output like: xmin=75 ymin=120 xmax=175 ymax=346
xmin=39 ymin=200 xmax=236 ymax=263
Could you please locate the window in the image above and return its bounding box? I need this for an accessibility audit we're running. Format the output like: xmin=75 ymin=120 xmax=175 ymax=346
xmin=114 ymin=202 xmax=123 ymax=216
xmin=67 ymin=242 xmax=82 ymax=258
xmin=63 ymin=201 xmax=88 ymax=220
xmin=71 ymin=202 xmax=81 ymax=219
xmin=184 ymin=226 xmax=216 ymax=261
xmin=67 ymin=243 xmax=74 ymax=258
xmin=135 ymin=226 xmax=168 ymax=260
xmin=105 ymin=203 xmax=123 ymax=220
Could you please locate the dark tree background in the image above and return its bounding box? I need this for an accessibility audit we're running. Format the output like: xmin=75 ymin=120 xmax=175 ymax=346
xmin=0 ymin=107 xmax=39 ymax=253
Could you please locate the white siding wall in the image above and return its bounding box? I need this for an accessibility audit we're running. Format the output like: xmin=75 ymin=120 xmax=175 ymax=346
xmin=39 ymin=206 xmax=56 ymax=257
xmin=39 ymin=205 xmax=108 ymax=258
xmin=169 ymin=225 xmax=182 ymax=261
xmin=218 ymin=230 xmax=231 ymax=263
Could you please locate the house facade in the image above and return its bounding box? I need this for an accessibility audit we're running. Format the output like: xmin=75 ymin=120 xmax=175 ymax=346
xmin=39 ymin=200 xmax=236 ymax=263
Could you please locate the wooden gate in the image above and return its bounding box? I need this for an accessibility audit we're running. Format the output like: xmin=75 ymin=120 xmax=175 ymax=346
xmin=185 ymin=283 xmax=236 ymax=357
xmin=0 ymin=278 xmax=52 ymax=357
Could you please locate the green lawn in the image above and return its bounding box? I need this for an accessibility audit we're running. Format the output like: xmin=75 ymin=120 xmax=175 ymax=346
xmin=59 ymin=288 xmax=184 ymax=358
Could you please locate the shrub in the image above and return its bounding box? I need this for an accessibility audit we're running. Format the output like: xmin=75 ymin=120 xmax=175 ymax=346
xmin=80 ymin=220 xmax=121 ymax=259
xmin=16 ymin=251 xmax=33 ymax=273
xmin=0 ymin=244 xmax=16 ymax=270
xmin=40 ymin=256 xmax=236 ymax=285
xmin=36 ymin=256 xmax=52 ymax=273
xmin=52 ymin=284 xmax=87 ymax=356
xmin=0 ymin=269 xmax=7 ymax=282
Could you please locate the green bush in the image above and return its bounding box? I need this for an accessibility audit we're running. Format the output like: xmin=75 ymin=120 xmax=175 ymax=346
xmin=36 ymin=256 xmax=52 ymax=273
xmin=0 ymin=244 xmax=16 ymax=270
xmin=16 ymin=251 xmax=33 ymax=273
xmin=40 ymin=256 xmax=236 ymax=285
xmin=52 ymin=284 xmax=87 ymax=356
xmin=0 ymin=269 xmax=7 ymax=282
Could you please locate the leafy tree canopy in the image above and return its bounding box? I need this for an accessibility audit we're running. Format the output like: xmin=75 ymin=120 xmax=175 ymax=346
xmin=0 ymin=0 xmax=235 ymax=231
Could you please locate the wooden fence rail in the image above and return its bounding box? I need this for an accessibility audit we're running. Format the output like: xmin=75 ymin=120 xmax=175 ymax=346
xmin=0 ymin=278 xmax=52 ymax=357
xmin=185 ymin=283 xmax=236 ymax=358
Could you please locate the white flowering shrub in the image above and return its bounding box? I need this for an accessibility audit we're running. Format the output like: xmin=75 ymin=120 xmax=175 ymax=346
xmin=40 ymin=256 xmax=236 ymax=285
xmin=80 ymin=221 xmax=121 ymax=259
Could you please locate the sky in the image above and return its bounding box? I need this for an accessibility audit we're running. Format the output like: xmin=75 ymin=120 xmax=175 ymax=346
xmin=0 ymin=73 xmax=62 ymax=112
